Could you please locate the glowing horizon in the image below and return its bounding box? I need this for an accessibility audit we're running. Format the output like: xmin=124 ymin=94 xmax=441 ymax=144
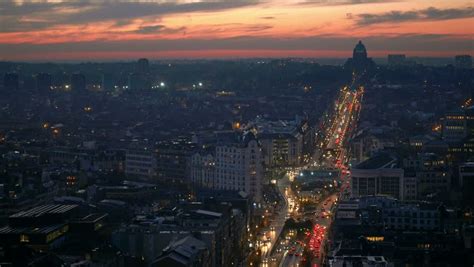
xmin=0 ymin=0 xmax=472 ymax=61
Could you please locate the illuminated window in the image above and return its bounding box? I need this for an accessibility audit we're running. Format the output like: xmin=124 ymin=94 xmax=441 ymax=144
xmin=20 ymin=234 xmax=30 ymax=243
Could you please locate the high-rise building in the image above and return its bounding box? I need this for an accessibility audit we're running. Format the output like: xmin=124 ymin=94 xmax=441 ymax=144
xmin=137 ymin=58 xmax=150 ymax=74
xmin=214 ymin=131 xmax=263 ymax=202
xmin=442 ymin=109 xmax=468 ymax=143
xmin=3 ymin=73 xmax=19 ymax=91
xmin=36 ymin=73 xmax=52 ymax=93
xmin=388 ymin=54 xmax=406 ymax=66
xmin=455 ymin=55 xmax=472 ymax=69
xmin=71 ymin=73 xmax=86 ymax=91
xmin=101 ymin=73 xmax=114 ymax=91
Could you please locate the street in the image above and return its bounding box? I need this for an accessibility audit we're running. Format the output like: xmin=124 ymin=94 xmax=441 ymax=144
xmin=257 ymin=84 xmax=364 ymax=267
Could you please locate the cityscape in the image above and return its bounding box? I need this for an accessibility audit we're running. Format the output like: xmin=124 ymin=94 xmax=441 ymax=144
xmin=0 ymin=1 xmax=473 ymax=267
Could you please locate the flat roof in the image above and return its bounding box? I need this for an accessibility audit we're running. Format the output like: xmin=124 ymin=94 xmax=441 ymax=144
xmin=355 ymin=153 xmax=397 ymax=170
xmin=10 ymin=204 xmax=78 ymax=218
xmin=0 ymin=224 xmax=66 ymax=235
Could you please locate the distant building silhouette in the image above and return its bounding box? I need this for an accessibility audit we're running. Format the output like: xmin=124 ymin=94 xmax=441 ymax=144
xmin=455 ymin=55 xmax=472 ymax=69
xmin=128 ymin=58 xmax=151 ymax=90
xmin=71 ymin=73 xmax=86 ymax=91
xmin=36 ymin=73 xmax=52 ymax=93
xmin=137 ymin=58 xmax=150 ymax=74
xmin=353 ymin=40 xmax=368 ymax=62
xmin=344 ymin=40 xmax=375 ymax=76
xmin=388 ymin=54 xmax=406 ymax=66
xmin=101 ymin=73 xmax=114 ymax=91
xmin=3 ymin=73 xmax=19 ymax=91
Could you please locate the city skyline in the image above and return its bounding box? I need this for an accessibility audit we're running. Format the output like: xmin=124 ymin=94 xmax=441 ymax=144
xmin=0 ymin=0 xmax=473 ymax=61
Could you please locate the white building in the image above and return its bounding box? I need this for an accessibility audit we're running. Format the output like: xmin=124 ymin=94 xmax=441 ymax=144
xmin=214 ymin=131 xmax=263 ymax=202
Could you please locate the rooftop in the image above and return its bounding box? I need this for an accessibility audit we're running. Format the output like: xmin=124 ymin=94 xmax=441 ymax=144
xmin=355 ymin=153 xmax=398 ymax=170
xmin=10 ymin=204 xmax=78 ymax=218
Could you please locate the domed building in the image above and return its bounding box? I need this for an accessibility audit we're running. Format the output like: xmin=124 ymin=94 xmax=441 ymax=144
xmin=344 ymin=40 xmax=375 ymax=76
xmin=353 ymin=40 xmax=368 ymax=62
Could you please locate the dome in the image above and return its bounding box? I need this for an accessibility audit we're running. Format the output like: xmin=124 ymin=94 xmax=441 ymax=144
xmin=353 ymin=40 xmax=368 ymax=60
xmin=354 ymin=40 xmax=366 ymax=53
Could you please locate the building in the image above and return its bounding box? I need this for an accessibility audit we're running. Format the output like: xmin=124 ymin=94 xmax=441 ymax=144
xmin=137 ymin=58 xmax=150 ymax=74
xmin=128 ymin=72 xmax=150 ymax=90
xmin=387 ymin=54 xmax=406 ymax=66
xmin=101 ymin=73 xmax=115 ymax=91
xmin=0 ymin=205 xmax=77 ymax=250
xmin=155 ymin=139 xmax=196 ymax=184
xmin=71 ymin=73 xmax=86 ymax=91
xmin=49 ymin=146 xmax=125 ymax=173
xmin=460 ymin=162 xmax=474 ymax=206
xmin=344 ymin=40 xmax=376 ymax=75
xmin=3 ymin=73 xmax=19 ymax=91
xmin=244 ymin=117 xmax=312 ymax=167
xmin=353 ymin=40 xmax=368 ymax=62
xmin=152 ymin=235 xmax=211 ymax=267
xmin=112 ymin=201 xmax=245 ymax=267
xmin=125 ymin=146 xmax=156 ymax=179
xmin=351 ymin=128 xmax=397 ymax=164
xmin=36 ymin=73 xmax=52 ymax=93
xmin=190 ymin=150 xmax=216 ymax=189
xmin=455 ymin=55 xmax=472 ymax=69
xmin=442 ymin=109 xmax=469 ymax=143
xmin=351 ymin=153 xmax=405 ymax=200
xmin=329 ymin=255 xmax=391 ymax=267
xmin=214 ymin=131 xmax=263 ymax=202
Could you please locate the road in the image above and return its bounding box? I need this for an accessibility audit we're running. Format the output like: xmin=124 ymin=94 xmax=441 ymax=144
xmin=259 ymin=83 xmax=364 ymax=267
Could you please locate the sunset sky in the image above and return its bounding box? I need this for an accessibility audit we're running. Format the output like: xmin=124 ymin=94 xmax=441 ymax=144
xmin=0 ymin=0 xmax=473 ymax=61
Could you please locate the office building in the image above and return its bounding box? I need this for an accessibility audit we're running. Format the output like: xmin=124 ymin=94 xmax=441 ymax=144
xmin=351 ymin=153 xmax=405 ymax=200
xmin=125 ymin=146 xmax=157 ymax=179
xmin=155 ymin=140 xmax=196 ymax=183
xmin=442 ymin=109 xmax=469 ymax=143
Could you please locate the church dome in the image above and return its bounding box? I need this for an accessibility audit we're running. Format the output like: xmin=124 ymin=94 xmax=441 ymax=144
xmin=353 ymin=40 xmax=368 ymax=60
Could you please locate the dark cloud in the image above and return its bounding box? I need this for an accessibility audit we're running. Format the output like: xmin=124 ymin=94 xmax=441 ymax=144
xmin=134 ymin=25 xmax=166 ymax=34
xmin=298 ymin=0 xmax=398 ymax=6
xmin=0 ymin=34 xmax=471 ymax=56
xmin=355 ymin=6 xmax=474 ymax=25
xmin=133 ymin=25 xmax=187 ymax=34
xmin=0 ymin=0 xmax=260 ymax=33
xmin=261 ymin=16 xmax=275 ymax=20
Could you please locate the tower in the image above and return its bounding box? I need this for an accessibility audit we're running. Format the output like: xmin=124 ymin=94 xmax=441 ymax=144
xmin=137 ymin=58 xmax=150 ymax=74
